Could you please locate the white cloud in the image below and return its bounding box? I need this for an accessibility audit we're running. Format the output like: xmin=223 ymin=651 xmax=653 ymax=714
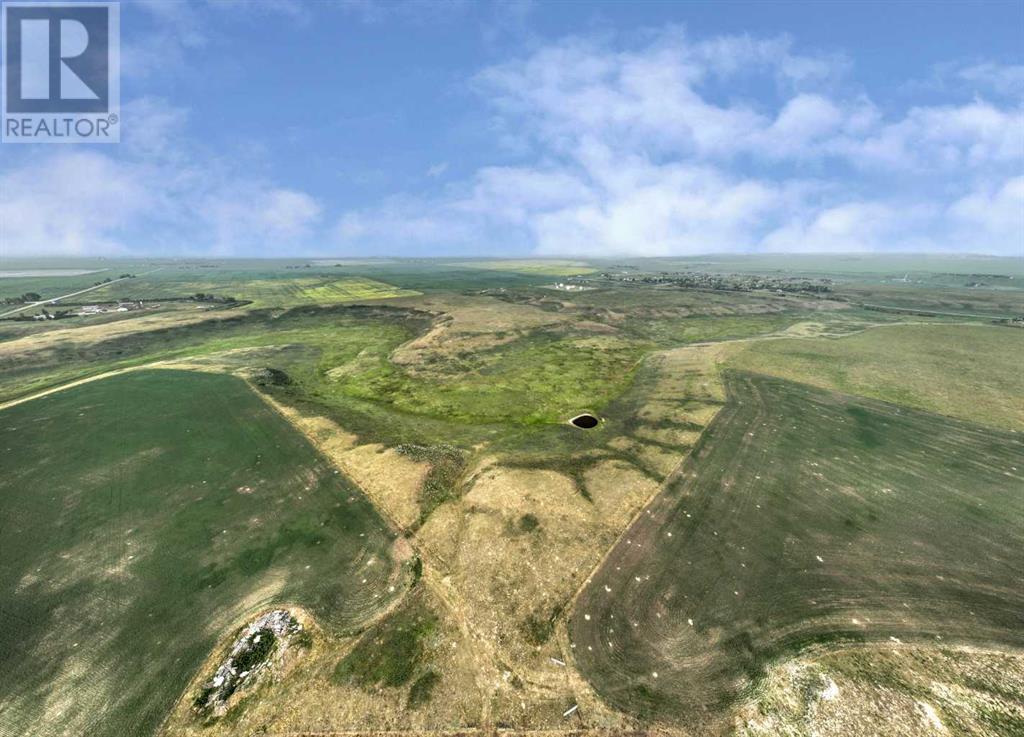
xmin=530 ymin=167 xmax=787 ymax=256
xmin=463 ymin=166 xmax=592 ymax=222
xmin=0 ymin=152 xmax=153 ymax=256
xmin=763 ymin=202 xmax=923 ymax=253
xmin=334 ymin=197 xmax=482 ymax=250
xmin=337 ymin=30 xmax=1022 ymax=256
xmin=205 ymin=188 xmax=321 ymax=254
xmin=947 ymin=177 xmax=1024 ymax=254
xmin=5 ymin=23 xmax=1020 ymax=257
xmin=836 ymin=101 xmax=1024 ymax=171
xmin=0 ymin=99 xmax=323 ymax=257
xmin=957 ymin=62 xmax=1024 ymax=97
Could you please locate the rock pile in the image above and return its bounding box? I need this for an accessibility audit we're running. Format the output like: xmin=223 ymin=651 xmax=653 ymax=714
xmin=193 ymin=609 xmax=302 ymax=717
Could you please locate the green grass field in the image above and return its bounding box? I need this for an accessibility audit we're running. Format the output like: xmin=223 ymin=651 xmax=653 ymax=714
xmin=570 ymin=372 xmax=1024 ymax=728
xmin=2 ymin=257 xmax=1023 ymax=735
xmin=85 ymin=272 xmax=419 ymax=308
xmin=730 ymin=324 xmax=1024 ymax=430
xmin=451 ymin=259 xmax=597 ymax=276
xmin=0 ymin=370 xmax=405 ymax=737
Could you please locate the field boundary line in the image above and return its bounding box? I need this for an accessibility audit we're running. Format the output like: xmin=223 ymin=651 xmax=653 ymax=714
xmin=563 ymin=352 xmax=731 ymax=619
xmin=250 ymin=386 xmax=511 ymax=730
xmin=0 ymin=361 xmax=182 ymax=412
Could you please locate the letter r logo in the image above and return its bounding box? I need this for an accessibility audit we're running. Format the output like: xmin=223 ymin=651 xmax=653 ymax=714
xmin=4 ymin=3 xmax=111 ymax=113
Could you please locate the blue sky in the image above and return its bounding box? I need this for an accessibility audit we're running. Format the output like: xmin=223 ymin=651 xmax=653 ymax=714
xmin=1 ymin=0 xmax=1022 ymax=257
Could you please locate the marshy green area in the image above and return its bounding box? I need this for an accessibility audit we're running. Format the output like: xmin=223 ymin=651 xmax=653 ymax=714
xmin=0 ymin=370 xmax=404 ymax=737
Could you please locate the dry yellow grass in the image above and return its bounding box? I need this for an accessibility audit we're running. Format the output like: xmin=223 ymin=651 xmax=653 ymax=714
xmin=254 ymin=392 xmax=429 ymax=530
xmin=160 ymin=340 xmax=736 ymax=735
xmin=0 ymin=307 xmax=229 ymax=360
xmin=390 ymin=295 xmax=567 ymax=372
xmin=336 ymin=444 xmax=430 ymax=529
xmin=417 ymin=464 xmax=653 ymax=730
xmin=735 ymin=645 xmax=1024 ymax=737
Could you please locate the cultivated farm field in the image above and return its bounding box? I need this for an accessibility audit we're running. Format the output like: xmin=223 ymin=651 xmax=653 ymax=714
xmin=570 ymin=372 xmax=1024 ymax=730
xmin=0 ymin=370 xmax=406 ymax=737
xmin=730 ymin=323 xmax=1024 ymax=430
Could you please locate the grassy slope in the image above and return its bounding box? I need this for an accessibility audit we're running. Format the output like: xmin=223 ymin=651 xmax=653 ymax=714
xmin=0 ymin=370 xmax=404 ymax=737
xmin=730 ymin=324 xmax=1024 ymax=431
xmin=85 ymin=272 xmax=419 ymax=308
xmin=570 ymin=372 xmax=1024 ymax=728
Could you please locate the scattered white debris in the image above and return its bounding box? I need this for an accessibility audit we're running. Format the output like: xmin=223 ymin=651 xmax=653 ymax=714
xmin=916 ymin=701 xmax=947 ymax=732
xmin=563 ymin=704 xmax=579 ymax=718
xmin=194 ymin=609 xmax=302 ymax=717
xmin=652 ymin=671 xmax=659 ymax=678
xmin=687 ymin=618 xmax=694 ymax=626
xmin=584 ymin=614 xmax=591 ymax=621
xmin=816 ymin=555 xmax=824 ymax=563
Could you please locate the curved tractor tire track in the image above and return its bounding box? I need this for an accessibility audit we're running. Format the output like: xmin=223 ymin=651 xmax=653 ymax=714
xmin=570 ymin=371 xmax=1024 ymax=729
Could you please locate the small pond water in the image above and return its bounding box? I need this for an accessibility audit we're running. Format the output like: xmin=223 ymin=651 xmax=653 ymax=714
xmin=570 ymin=413 xmax=599 ymax=429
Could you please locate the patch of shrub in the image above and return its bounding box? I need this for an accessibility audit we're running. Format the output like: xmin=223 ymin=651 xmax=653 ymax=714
xmin=521 ymin=603 xmax=563 ymax=646
xmin=407 ymin=669 xmax=440 ymax=708
xmin=396 ymin=444 xmax=467 ymax=525
xmin=333 ymin=599 xmax=438 ymax=689
xmin=518 ymin=513 xmax=540 ymax=533
xmin=252 ymin=367 xmax=293 ymax=387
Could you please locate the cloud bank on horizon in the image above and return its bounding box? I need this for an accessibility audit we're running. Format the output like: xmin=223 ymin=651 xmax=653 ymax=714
xmin=1 ymin=0 xmax=1021 ymax=258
